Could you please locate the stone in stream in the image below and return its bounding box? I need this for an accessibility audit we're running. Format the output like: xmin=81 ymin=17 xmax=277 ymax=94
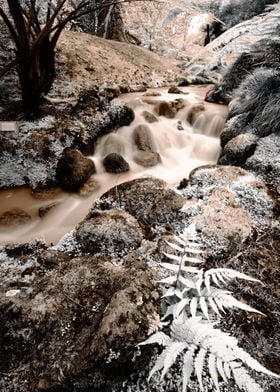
xmin=102 ymin=133 xmax=126 ymax=156
xmin=142 ymin=110 xmax=158 ymax=123
xmin=155 ymin=101 xmax=177 ymax=118
xmin=56 ymin=148 xmax=96 ymax=192
xmin=103 ymin=153 xmax=130 ymax=173
xmin=38 ymin=203 xmax=59 ymax=218
xmin=133 ymin=124 xmax=155 ymax=152
xmin=168 ymin=86 xmax=183 ymax=94
xmin=187 ymin=103 xmax=205 ymax=124
xmin=0 ymin=208 xmax=31 ymax=226
xmin=134 ymin=151 xmax=161 ymax=167
xmin=143 ymin=91 xmax=161 ymax=97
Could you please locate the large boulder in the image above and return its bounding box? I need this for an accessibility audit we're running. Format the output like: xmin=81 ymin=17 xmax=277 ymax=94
xmin=76 ymin=209 xmax=144 ymax=255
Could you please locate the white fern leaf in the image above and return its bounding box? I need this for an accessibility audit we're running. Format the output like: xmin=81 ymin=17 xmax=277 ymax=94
xmin=216 ymin=272 xmax=228 ymax=285
xmin=139 ymin=331 xmax=171 ymax=347
xmin=222 ymin=295 xmax=265 ymax=315
xmin=148 ymin=350 xmax=165 ymax=381
xmin=216 ymin=357 xmax=228 ymax=382
xmin=161 ymin=287 xmax=177 ymax=298
xmin=209 ymin=353 xmax=220 ymax=392
xmin=208 ymin=296 xmax=222 ymax=317
xmin=200 ymin=296 xmax=209 ymax=320
xmin=214 ymin=297 xmax=227 ymax=314
xmin=205 ymin=268 xmax=261 ymax=285
xmin=161 ymin=262 xmax=180 ymax=272
xmin=204 ymin=288 xmax=264 ymax=315
xmin=233 ymin=346 xmax=280 ymax=378
xmin=232 ymin=366 xmax=264 ymax=392
xmin=196 ymin=272 xmax=204 ymax=294
xmin=195 ymin=347 xmax=207 ymax=390
xmin=166 ymin=237 xmax=204 ymax=254
xmin=158 ymin=275 xmax=177 ymax=285
xmin=174 ymin=298 xmax=190 ymax=319
xmin=190 ymin=297 xmax=198 ymax=317
xmin=182 ymin=345 xmax=196 ymax=392
xmin=179 ymin=275 xmax=196 ymax=289
xmin=223 ymin=361 xmax=232 ymax=379
xmin=165 ymin=240 xmax=185 ymax=253
xmin=183 ymin=256 xmax=204 ymax=264
xmin=205 ymin=274 xmax=211 ymax=293
xmin=160 ymin=342 xmax=189 ymax=380
xmin=163 ymin=252 xmax=182 ymax=263
xmin=211 ymin=272 xmax=222 ymax=287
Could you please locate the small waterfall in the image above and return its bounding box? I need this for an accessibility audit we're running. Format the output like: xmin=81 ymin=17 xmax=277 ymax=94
xmin=0 ymin=86 xmax=228 ymax=245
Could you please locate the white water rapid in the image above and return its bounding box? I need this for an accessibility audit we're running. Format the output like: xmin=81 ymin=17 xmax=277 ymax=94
xmin=0 ymin=86 xmax=228 ymax=245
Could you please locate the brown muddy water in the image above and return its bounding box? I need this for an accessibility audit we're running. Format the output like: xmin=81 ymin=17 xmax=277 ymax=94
xmin=0 ymin=86 xmax=228 ymax=245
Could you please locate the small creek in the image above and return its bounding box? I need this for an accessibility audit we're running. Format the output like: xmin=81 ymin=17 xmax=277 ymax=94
xmin=0 ymin=86 xmax=228 ymax=245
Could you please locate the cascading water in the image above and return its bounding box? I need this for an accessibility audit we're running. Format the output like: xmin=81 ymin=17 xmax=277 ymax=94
xmin=0 ymin=86 xmax=228 ymax=245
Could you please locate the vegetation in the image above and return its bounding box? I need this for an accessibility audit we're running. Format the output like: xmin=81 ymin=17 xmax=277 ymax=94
xmin=140 ymin=224 xmax=280 ymax=391
xmin=0 ymin=0 xmax=92 ymax=119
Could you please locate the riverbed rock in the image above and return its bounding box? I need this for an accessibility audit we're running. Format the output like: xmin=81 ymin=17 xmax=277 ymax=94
xmin=38 ymin=203 xmax=59 ymax=218
xmin=155 ymin=100 xmax=177 ymax=118
xmin=134 ymin=151 xmax=161 ymax=167
xmin=219 ymin=133 xmax=259 ymax=166
xmin=168 ymin=86 xmax=183 ymax=94
xmin=93 ymin=177 xmax=185 ymax=236
xmin=142 ymin=110 xmax=158 ymax=123
xmin=187 ymin=103 xmax=205 ymax=124
xmin=0 ymin=208 xmax=31 ymax=226
xmin=133 ymin=124 xmax=155 ymax=152
xmin=55 ymin=147 xmax=96 ymax=192
xmin=102 ymin=133 xmax=126 ymax=156
xmin=76 ymin=209 xmax=144 ymax=255
xmin=103 ymin=152 xmax=130 ymax=173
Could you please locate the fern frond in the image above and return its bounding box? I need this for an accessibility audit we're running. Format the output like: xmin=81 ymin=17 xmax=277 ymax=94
xmin=161 ymin=262 xmax=199 ymax=274
xmin=205 ymin=268 xmax=262 ymax=288
xmin=138 ymin=331 xmax=171 ymax=347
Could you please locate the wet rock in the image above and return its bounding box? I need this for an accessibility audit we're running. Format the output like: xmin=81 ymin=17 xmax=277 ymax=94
xmin=56 ymin=148 xmax=96 ymax=192
xmin=102 ymin=133 xmax=126 ymax=156
xmin=38 ymin=203 xmax=58 ymax=218
xmin=168 ymin=86 xmax=182 ymax=94
xmin=103 ymin=153 xmax=130 ymax=173
xmin=219 ymin=133 xmax=259 ymax=166
xmin=155 ymin=99 xmax=185 ymax=118
xmin=134 ymin=151 xmax=161 ymax=167
xmin=155 ymin=101 xmax=177 ymax=118
xmin=187 ymin=103 xmax=205 ymax=124
xmin=133 ymin=124 xmax=155 ymax=152
xmin=143 ymin=91 xmax=161 ymax=97
xmin=76 ymin=210 xmax=143 ymax=255
xmin=142 ymin=110 xmax=158 ymax=123
xmin=93 ymin=178 xmax=185 ymax=234
xmin=31 ymin=187 xmax=61 ymax=200
xmin=0 ymin=208 xmax=31 ymax=226
xmin=79 ymin=178 xmax=100 ymax=197
xmin=177 ymin=121 xmax=184 ymax=130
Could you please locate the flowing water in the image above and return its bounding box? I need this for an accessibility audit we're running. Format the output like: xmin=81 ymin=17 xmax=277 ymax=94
xmin=0 ymin=86 xmax=228 ymax=245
